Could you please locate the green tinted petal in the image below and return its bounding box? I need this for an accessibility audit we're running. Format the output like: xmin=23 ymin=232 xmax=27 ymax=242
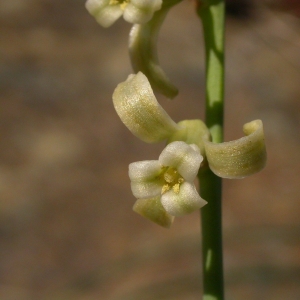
xmin=113 ymin=72 xmax=179 ymax=143
xmin=160 ymin=182 xmax=207 ymax=216
xmin=159 ymin=141 xmax=203 ymax=182
xmin=129 ymin=161 xmax=164 ymax=199
xmin=204 ymin=120 xmax=267 ymax=179
xmin=85 ymin=0 xmax=123 ymax=28
xmin=133 ymin=197 xmax=174 ymax=228
xmin=123 ymin=0 xmax=162 ymax=24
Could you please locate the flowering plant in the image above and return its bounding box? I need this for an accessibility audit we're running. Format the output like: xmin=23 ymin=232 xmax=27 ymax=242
xmin=85 ymin=0 xmax=268 ymax=298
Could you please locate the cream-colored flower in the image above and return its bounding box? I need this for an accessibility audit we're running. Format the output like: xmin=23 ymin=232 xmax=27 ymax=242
xmin=85 ymin=0 xmax=162 ymax=28
xmin=113 ymin=72 xmax=180 ymax=143
xmin=129 ymin=141 xmax=207 ymax=222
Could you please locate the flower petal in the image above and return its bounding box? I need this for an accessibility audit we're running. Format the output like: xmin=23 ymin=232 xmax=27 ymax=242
xmin=124 ymin=0 xmax=162 ymax=24
xmin=204 ymin=120 xmax=267 ymax=179
xmin=89 ymin=3 xmax=123 ymax=28
xmin=129 ymin=160 xmax=164 ymax=199
xmin=133 ymin=197 xmax=174 ymax=228
xmin=129 ymin=160 xmax=162 ymax=180
xmin=160 ymin=182 xmax=207 ymax=216
xmin=113 ymin=72 xmax=180 ymax=143
xmin=85 ymin=0 xmax=109 ymax=13
xmin=159 ymin=141 xmax=203 ymax=182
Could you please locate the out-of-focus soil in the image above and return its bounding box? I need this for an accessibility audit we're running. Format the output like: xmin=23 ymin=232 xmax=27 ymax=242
xmin=0 ymin=1 xmax=300 ymax=299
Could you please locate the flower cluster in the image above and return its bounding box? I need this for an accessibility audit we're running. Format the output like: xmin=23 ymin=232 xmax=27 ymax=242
xmin=112 ymin=72 xmax=267 ymax=227
xmin=85 ymin=1 xmax=267 ymax=228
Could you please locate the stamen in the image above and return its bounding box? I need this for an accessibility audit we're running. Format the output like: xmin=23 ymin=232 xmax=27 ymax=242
xmin=163 ymin=168 xmax=178 ymax=184
xmin=161 ymin=167 xmax=184 ymax=195
xmin=173 ymin=183 xmax=180 ymax=194
xmin=109 ymin=0 xmax=129 ymax=10
xmin=161 ymin=184 xmax=170 ymax=195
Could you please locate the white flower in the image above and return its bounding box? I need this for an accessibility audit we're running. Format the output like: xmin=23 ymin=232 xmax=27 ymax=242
xmin=85 ymin=0 xmax=162 ymax=28
xmin=113 ymin=72 xmax=180 ymax=143
xmin=129 ymin=141 xmax=207 ymax=218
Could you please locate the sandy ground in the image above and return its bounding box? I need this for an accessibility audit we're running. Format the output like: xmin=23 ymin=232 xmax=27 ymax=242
xmin=0 ymin=1 xmax=300 ymax=299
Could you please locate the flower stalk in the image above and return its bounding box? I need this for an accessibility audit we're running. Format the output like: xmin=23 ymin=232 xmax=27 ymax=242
xmin=197 ymin=0 xmax=225 ymax=299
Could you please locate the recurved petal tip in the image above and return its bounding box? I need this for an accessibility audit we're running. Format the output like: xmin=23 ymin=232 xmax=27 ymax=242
xmin=112 ymin=72 xmax=179 ymax=143
xmin=205 ymin=120 xmax=267 ymax=179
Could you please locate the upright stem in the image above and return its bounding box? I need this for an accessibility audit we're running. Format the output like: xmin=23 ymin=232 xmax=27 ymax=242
xmin=196 ymin=1 xmax=225 ymax=300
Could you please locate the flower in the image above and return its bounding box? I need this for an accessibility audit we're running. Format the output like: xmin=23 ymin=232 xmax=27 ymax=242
xmin=85 ymin=0 xmax=162 ymax=28
xmin=113 ymin=72 xmax=180 ymax=143
xmin=129 ymin=141 xmax=207 ymax=221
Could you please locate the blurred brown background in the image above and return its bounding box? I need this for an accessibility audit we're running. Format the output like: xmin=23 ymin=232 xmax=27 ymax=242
xmin=0 ymin=0 xmax=300 ymax=299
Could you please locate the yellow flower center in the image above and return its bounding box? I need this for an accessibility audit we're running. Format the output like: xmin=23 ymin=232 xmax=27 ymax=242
xmin=109 ymin=0 xmax=129 ymax=10
xmin=161 ymin=167 xmax=184 ymax=195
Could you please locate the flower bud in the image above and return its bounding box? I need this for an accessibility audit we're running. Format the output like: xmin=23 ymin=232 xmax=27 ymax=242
xmin=167 ymin=119 xmax=211 ymax=156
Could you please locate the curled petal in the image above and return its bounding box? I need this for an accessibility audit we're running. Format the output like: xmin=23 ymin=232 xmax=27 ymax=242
xmin=167 ymin=119 xmax=211 ymax=157
xmin=159 ymin=141 xmax=203 ymax=182
xmin=129 ymin=161 xmax=164 ymax=198
xmin=124 ymin=0 xmax=162 ymax=24
xmin=133 ymin=197 xmax=174 ymax=228
xmin=160 ymin=182 xmax=207 ymax=216
xmin=86 ymin=0 xmax=123 ymax=28
xmin=204 ymin=120 xmax=267 ymax=179
xmin=129 ymin=2 xmax=179 ymax=99
xmin=113 ymin=72 xmax=180 ymax=143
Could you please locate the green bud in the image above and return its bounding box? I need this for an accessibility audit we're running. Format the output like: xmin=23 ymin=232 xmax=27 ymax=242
xmin=167 ymin=119 xmax=211 ymax=157
xmin=204 ymin=120 xmax=267 ymax=179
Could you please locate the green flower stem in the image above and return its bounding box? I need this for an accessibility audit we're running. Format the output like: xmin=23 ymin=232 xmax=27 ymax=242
xmin=197 ymin=1 xmax=225 ymax=300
